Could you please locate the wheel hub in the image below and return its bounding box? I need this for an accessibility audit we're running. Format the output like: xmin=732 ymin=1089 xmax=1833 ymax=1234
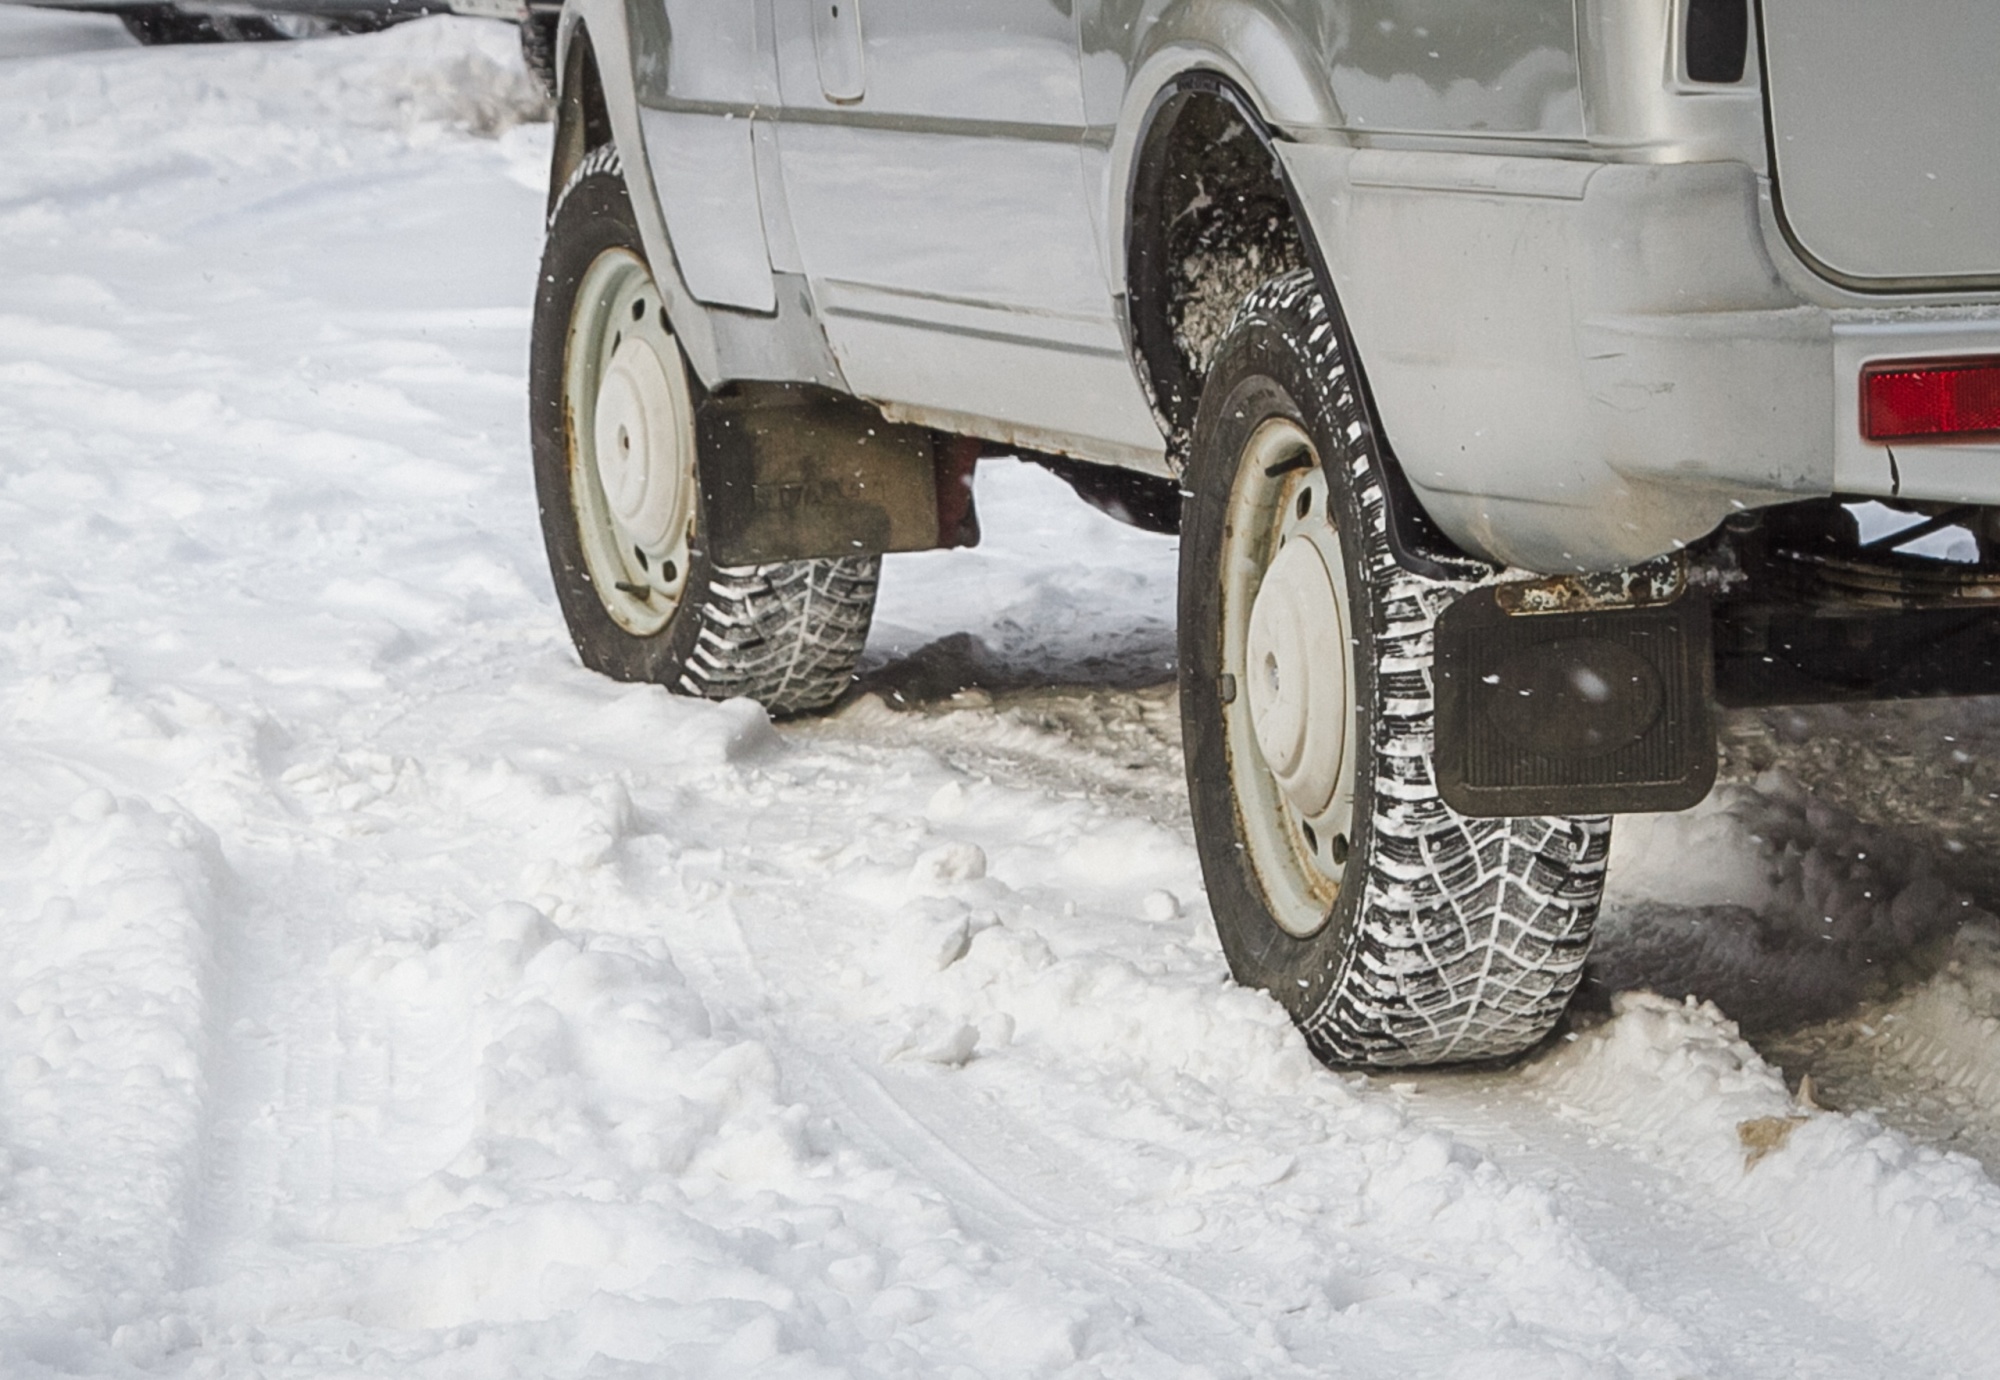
xmin=593 ymin=335 xmax=690 ymax=555
xmin=1216 ymin=415 xmax=1359 ymax=939
xmin=562 ymin=248 xmax=695 ymax=638
xmin=1245 ymin=536 xmax=1349 ymax=819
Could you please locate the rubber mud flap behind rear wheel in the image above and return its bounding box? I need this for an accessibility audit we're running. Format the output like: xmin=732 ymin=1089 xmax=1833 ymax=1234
xmin=1433 ymin=588 xmax=1717 ymax=817
xmin=1178 ymin=269 xmax=1610 ymax=1067
xmin=529 ymin=145 xmax=879 ymax=717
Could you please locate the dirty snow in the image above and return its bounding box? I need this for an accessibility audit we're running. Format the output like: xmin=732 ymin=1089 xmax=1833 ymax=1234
xmin=4 ymin=11 xmax=2000 ymax=1377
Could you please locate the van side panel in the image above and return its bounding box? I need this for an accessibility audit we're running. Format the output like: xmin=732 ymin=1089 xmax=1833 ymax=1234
xmin=628 ymin=0 xmax=778 ymax=312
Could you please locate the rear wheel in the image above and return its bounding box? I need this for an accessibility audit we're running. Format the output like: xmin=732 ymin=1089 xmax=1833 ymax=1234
xmin=1179 ymin=270 xmax=1609 ymax=1066
xmin=530 ymin=146 xmax=878 ymax=716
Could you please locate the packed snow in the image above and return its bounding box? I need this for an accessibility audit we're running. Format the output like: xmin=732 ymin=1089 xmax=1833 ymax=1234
xmin=3 ymin=11 xmax=2000 ymax=1376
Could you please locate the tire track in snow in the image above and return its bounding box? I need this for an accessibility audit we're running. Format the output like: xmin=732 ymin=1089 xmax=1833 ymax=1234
xmin=665 ymin=837 xmax=1350 ymax=1377
xmin=793 ymin=1051 xmax=1334 ymax=1380
xmin=694 ymin=712 xmax=1708 ymax=1373
xmin=1765 ymin=953 xmax=2000 ymax=1177
xmin=1410 ymin=1053 xmax=1976 ymax=1379
xmin=645 ymin=841 xmax=1309 ymax=1378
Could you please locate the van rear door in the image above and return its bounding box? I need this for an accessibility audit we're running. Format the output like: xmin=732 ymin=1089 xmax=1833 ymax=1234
xmin=1760 ymin=0 xmax=2000 ymax=290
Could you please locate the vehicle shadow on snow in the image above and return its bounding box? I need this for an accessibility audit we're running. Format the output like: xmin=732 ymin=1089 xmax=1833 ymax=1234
xmin=1579 ymin=698 xmax=2000 ymax=1038
xmin=850 ymin=628 xmax=1178 ymax=709
xmin=1575 ymin=896 xmax=1968 ymax=1037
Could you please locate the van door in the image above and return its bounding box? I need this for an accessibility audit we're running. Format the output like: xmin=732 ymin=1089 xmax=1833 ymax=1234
xmin=771 ymin=0 xmax=1165 ymax=462
xmin=631 ymin=0 xmax=778 ymax=313
xmin=1761 ymin=0 xmax=2000 ymax=289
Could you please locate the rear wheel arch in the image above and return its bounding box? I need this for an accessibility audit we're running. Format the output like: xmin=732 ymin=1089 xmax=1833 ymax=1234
xmin=1122 ymin=70 xmax=1489 ymax=581
xmin=1122 ymin=72 xmax=1308 ymax=449
xmin=1178 ymin=269 xmax=1609 ymax=1066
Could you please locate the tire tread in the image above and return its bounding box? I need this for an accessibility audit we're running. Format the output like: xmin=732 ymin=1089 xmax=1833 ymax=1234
xmin=1219 ymin=270 xmax=1609 ymax=1066
xmin=538 ymin=145 xmax=879 ymax=720
xmin=678 ymin=557 xmax=880 ymax=716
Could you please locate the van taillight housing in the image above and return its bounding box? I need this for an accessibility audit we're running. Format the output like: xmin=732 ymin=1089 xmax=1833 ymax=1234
xmin=1862 ymin=357 xmax=2000 ymax=443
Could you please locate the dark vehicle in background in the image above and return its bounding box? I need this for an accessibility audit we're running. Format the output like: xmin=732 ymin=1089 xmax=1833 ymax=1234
xmin=524 ymin=0 xmax=2000 ymax=1070
xmin=10 ymin=0 xmax=413 ymax=43
xmin=12 ymin=0 xmax=552 ymax=59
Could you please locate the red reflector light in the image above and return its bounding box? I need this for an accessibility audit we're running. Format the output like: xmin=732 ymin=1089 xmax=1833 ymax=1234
xmin=1862 ymin=357 xmax=2000 ymax=443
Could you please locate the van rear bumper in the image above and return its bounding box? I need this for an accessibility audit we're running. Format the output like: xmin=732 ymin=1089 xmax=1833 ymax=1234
xmin=1277 ymin=143 xmax=2000 ymax=573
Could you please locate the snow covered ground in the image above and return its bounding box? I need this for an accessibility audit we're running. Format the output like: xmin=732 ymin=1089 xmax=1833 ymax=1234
xmin=4 ymin=12 xmax=2000 ymax=1376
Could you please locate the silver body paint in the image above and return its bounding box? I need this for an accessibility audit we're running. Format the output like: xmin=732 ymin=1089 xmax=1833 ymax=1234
xmin=561 ymin=0 xmax=2000 ymax=573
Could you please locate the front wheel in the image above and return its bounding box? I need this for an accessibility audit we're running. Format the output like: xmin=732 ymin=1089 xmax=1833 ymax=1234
xmin=529 ymin=146 xmax=879 ymax=716
xmin=1178 ymin=270 xmax=1609 ymax=1067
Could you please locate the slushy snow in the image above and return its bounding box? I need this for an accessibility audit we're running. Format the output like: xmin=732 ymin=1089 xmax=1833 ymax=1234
xmin=4 ymin=11 xmax=2000 ymax=1377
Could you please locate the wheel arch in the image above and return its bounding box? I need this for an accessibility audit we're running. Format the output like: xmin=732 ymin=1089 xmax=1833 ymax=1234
xmin=1119 ymin=67 xmax=1487 ymax=580
xmin=1100 ymin=12 xmax=1340 ymax=294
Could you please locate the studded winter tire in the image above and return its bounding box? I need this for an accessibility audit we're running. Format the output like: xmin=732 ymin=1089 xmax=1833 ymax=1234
xmin=1179 ymin=269 xmax=1610 ymax=1066
xmin=530 ymin=146 xmax=879 ymax=717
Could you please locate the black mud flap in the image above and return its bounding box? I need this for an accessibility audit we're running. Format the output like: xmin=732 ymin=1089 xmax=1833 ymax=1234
xmin=700 ymin=389 xmax=968 ymax=566
xmin=1434 ymin=588 xmax=1716 ymax=817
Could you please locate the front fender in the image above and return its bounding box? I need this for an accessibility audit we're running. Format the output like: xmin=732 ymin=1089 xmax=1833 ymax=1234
xmin=552 ymin=0 xmax=725 ymax=385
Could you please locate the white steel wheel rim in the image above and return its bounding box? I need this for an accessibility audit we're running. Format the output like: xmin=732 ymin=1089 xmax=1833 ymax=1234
xmin=1220 ymin=417 xmax=1359 ymax=939
xmin=563 ymin=248 xmax=695 ymax=637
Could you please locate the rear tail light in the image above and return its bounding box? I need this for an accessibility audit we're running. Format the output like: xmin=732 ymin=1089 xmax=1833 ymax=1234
xmin=1862 ymin=357 xmax=2000 ymax=443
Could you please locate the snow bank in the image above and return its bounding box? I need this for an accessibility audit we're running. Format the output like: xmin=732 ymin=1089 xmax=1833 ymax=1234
xmin=0 ymin=790 xmax=227 ymax=1347
xmin=4 ymin=13 xmax=544 ymax=166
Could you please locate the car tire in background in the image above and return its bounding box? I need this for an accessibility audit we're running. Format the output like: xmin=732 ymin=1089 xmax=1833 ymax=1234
xmin=1178 ymin=268 xmax=1610 ymax=1067
xmin=518 ymin=10 xmax=556 ymax=98
xmin=530 ymin=145 xmax=880 ymax=717
xmin=118 ymin=5 xmax=357 ymax=42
